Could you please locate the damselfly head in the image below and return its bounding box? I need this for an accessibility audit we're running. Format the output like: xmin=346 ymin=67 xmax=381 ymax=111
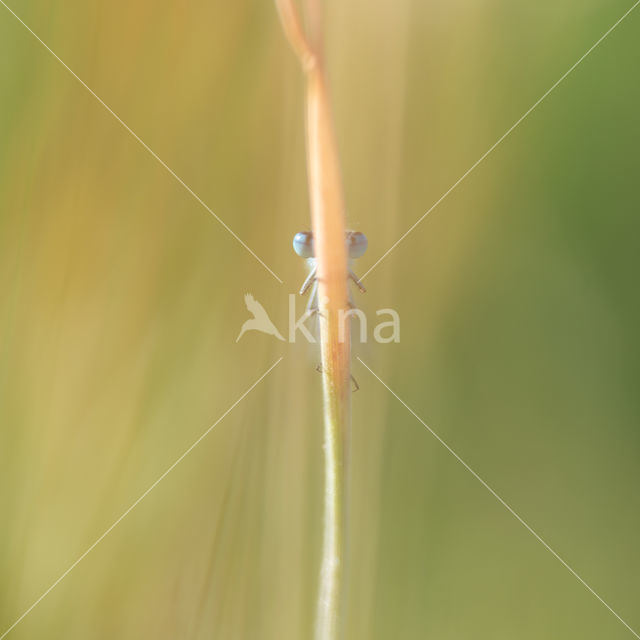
xmin=293 ymin=230 xmax=368 ymax=260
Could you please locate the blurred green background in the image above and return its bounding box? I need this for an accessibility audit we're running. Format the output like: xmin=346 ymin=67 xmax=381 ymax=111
xmin=1 ymin=0 xmax=639 ymax=638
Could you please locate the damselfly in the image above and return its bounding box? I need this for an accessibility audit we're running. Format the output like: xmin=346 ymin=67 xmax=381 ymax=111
xmin=293 ymin=230 xmax=368 ymax=312
xmin=293 ymin=230 xmax=368 ymax=391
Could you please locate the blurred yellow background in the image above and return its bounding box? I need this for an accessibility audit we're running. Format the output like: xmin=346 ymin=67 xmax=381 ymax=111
xmin=0 ymin=0 xmax=639 ymax=638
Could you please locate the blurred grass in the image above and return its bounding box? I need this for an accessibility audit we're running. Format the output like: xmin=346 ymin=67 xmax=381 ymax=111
xmin=0 ymin=0 xmax=639 ymax=638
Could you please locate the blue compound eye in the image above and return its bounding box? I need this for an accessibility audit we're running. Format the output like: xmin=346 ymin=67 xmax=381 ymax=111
xmin=347 ymin=231 xmax=368 ymax=259
xmin=293 ymin=231 xmax=314 ymax=258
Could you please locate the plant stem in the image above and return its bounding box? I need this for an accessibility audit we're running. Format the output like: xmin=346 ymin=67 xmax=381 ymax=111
xmin=307 ymin=67 xmax=350 ymax=640
xmin=275 ymin=2 xmax=351 ymax=638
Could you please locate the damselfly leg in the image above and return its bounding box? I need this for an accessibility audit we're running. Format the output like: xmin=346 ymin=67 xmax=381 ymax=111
xmin=316 ymin=364 xmax=360 ymax=392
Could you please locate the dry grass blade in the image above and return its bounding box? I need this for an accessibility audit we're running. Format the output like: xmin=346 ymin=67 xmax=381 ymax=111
xmin=275 ymin=1 xmax=351 ymax=638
